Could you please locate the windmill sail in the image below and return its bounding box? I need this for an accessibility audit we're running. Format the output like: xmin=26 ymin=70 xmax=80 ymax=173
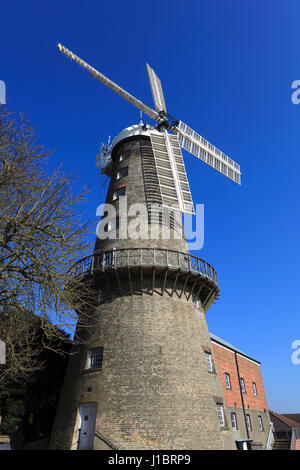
xmin=175 ymin=121 xmax=241 ymax=185
xmin=58 ymin=43 xmax=242 ymax=187
xmin=149 ymin=130 xmax=195 ymax=214
xmin=146 ymin=64 xmax=167 ymax=113
xmin=57 ymin=44 xmax=159 ymax=122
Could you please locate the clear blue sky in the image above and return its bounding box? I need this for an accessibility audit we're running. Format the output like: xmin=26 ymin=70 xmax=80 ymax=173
xmin=1 ymin=0 xmax=300 ymax=413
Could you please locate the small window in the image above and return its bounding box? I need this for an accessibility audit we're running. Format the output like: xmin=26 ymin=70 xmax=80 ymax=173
xmin=258 ymin=416 xmax=264 ymax=431
xmin=252 ymin=382 xmax=258 ymax=396
xmin=204 ymin=351 xmax=213 ymax=372
xmin=225 ymin=373 xmax=231 ymax=389
xmin=117 ymin=167 xmax=128 ymax=179
xmin=240 ymin=377 xmax=246 ymax=393
xmin=119 ymin=151 xmax=130 ymax=162
xmin=193 ymin=295 xmax=200 ymax=308
xmin=217 ymin=404 xmax=225 ymax=427
xmin=113 ymin=187 xmax=126 ymax=200
xmin=246 ymin=414 xmax=252 ymax=431
xmin=88 ymin=347 xmax=103 ymax=369
xmin=99 ymin=286 xmax=111 ymax=304
xmin=231 ymin=412 xmax=238 ymax=431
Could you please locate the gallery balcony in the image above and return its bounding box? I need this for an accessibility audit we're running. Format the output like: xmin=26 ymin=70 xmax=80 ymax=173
xmin=71 ymin=248 xmax=220 ymax=312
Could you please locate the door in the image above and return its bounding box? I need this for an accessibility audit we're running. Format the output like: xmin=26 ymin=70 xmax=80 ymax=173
xmin=78 ymin=404 xmax=97 ymax=450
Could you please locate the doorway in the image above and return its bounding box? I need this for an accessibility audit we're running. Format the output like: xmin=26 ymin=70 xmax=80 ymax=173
xmin=78 ymin=403 xmax=97 ymax=450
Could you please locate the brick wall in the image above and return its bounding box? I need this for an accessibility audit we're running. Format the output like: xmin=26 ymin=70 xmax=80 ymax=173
xmin=212 ymin=343 xmax=242 ymax=408
xmin=211 ymin=340 xmax=270 ymax=448
xmin=236 ymin=355 xmax=268 ymax=412
xmin=211 ymin=342 xmax=268 ymax=411
xmin=294 ymin=438 xmax=300 ymax=450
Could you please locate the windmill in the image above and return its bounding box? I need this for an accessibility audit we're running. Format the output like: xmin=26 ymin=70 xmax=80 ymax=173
xmin=57 ymin=43 xmax=241 ymax=217
xmin=51 ymin=44 xmax=243 ymax=451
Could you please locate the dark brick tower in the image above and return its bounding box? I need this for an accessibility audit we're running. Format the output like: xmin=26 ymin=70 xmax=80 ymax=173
xmin=50 ymin=124 xmax=235 ymax=450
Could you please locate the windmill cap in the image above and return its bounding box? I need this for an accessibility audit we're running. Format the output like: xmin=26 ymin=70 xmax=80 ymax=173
xmin=111 ymin=123 xmax=159 ymax=151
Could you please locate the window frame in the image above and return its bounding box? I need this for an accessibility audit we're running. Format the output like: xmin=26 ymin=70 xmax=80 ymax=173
xmin=252 ymin=381 xmax=258 ymax=396
xmin=117 ymin=166 xmax=128 ymax=179
xmin=119 ymin=151 xmax=130 ymax=162
xmin=258 ymin=415 xmax=264 ymax=431
xmin=245 ymin=414 xmax=252 ymax=431
xmin=217 ymin=404 xmax=225 ymax=428
xmin=113 ymin=186 xmax=126 ymax=200
xmin=240 ymin=377 xmax=246 ymax=393
xmin=88 ymin=347 xmax=104 ymax=370
xmin=231 ymin=412 xmax=238 ymax=431
xmin=224 ymin=372 xmax=231 ymax=390
xmin=204 ymin=351 xmax=213 ymax=372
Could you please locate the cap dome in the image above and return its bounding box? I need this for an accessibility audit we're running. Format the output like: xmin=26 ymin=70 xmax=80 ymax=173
xmin=111 ymin=123 xmax=152 ymax=150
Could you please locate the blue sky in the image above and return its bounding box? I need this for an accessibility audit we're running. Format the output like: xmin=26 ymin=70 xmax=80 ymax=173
xmin=1 ymin=0 xmax=300 ymax=413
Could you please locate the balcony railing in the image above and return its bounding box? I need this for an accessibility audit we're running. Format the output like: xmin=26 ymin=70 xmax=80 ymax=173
xmin=71 ymin=248 xmax=218 ymax=287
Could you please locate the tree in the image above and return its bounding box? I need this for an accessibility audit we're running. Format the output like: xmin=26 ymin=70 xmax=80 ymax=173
xmin=0 ymin=311 xmax=71 ymax=449
xmin=0 ymin=104 xmax=97 ymax=390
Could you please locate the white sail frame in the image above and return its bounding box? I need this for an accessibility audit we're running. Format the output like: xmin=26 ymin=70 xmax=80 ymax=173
xmin=146 ymin=64 xmax=167 ymax=113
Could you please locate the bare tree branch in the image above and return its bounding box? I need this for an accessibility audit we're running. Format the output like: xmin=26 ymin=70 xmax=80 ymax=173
xmin=0 ymin=104 xmax=98 ymax=391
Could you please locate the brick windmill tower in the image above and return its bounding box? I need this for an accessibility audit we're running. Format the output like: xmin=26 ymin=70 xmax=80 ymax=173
xmin=50 ymin=45 xmax=241 ymax=450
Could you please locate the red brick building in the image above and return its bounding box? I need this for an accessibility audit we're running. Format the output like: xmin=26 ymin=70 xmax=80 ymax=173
xmin=209 ymin=333 xmax=272 ymax=449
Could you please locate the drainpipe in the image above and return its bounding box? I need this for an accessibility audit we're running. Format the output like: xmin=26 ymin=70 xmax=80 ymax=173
xmin=234 ymin=352 xmax=250 ymax=441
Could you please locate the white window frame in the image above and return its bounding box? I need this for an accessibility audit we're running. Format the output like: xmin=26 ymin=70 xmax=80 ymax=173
xmin=204 ymin=351 xmax=213 ymax=372
xmin=217 ymin=404 xmax=225 ymax=427
xmin=246 ymin=414 xmax=252 ymax=431
xmin=240 ymin=377 xmax=246 ymax=393
xmin=225 ymin=373 xmax=231 ymax=389
xmin=258 ymin=416 xmax=264 ymax=431
xmin=252 ymin=381 xmax=258 ymax=396
xmin=231 ymin=412 xmax=238 ymax=431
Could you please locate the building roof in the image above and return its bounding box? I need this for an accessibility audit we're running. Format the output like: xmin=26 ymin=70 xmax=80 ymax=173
xmin=210 ymin=333 xmax=261 ymax=364
xmin=269 ymin=410 xmax=300 ymax=429
xmin=282 ymin=414 xmax=300 ymax=426
xmin=111 ymin=123 xmax=155 ymax=151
